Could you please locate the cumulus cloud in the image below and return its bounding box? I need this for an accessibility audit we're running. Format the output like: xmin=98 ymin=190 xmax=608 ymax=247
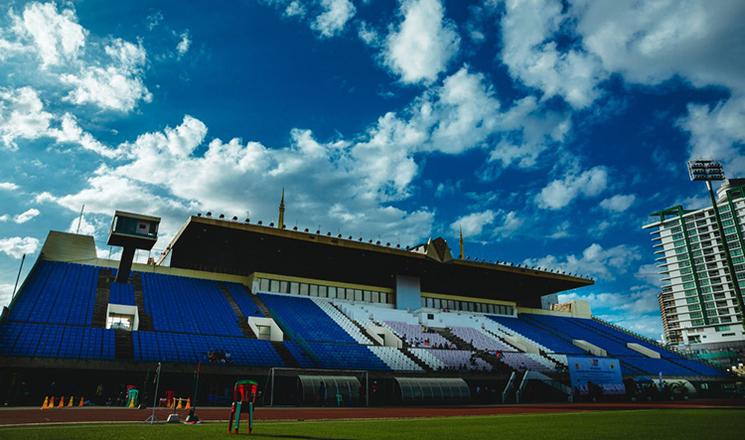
xmin=383 ymin=0 xmax=460 ymax=84
xmin=500 ymin=0 xmax=606 ymax=108
xmin=0 ymin=86 xmax=53 ymax=149
xmin=67 ymin=215 xmax=97 ymax=236
xmin=3 ymin=3 xmax=152 ymax=113
xmin=451 ymin=210 xmax=496 ymax=238
xmin=524 ymin=242 xmax=641 ymax=280
xmin=493 ymin=211 xmax=523 ymax=239
xmin=176 ymin=31 xmax=191 ymax=57
xmin=536 ymin=166 xmax=608 ymax=210
xmin=11 ymin=1 xmax=87 ymax=68
xmin=0 ymin=87 xmax=121 ymax=157
xmin=0 ymin=236 xmax=40 ymax=258
xmin=599 ymin=194 xmax=636 ymax=213
xmin=60 ymin=38 xmax=152 ymax=112
xmin=0 ymin=283 xmax=13 ymax=308
xmin=573 ymin=0 xmax=745 ymax=96
xmin=679 ymin=96 xmax=745 ymax=175
xmin=13 ymin=208 xmax=40 ymax=224
xmin=0 ymin=182 xmax=19 ymax=191
xmin=635 ymin=262 xmax=662 ymax=288
xmin=312 ymin=0 xmax=356 ymax=38
xmin=48 ymin=115 xmax=435 ymax=249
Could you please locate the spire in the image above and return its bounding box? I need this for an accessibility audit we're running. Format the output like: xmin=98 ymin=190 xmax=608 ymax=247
xmin=278 ymin=188 xmax=285 ymax=229
xmin=459 ymin=225 xmax=464 ymax=260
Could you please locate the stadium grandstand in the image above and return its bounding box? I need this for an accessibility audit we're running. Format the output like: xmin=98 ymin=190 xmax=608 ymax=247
xmin=0 ymin=200 xmax=735 ymax=408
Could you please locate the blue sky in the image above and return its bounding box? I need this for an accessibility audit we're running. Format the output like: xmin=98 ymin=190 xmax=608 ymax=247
xmin=1 ymin=0 xmax=744 ymax=339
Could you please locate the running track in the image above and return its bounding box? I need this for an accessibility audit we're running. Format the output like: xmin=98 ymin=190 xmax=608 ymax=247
xmin=0 ymin=400 xmax=742 ymax=426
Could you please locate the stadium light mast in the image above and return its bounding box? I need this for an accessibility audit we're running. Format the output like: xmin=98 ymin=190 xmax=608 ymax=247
xmin=687 ymin=160 xmax=745 ymax=328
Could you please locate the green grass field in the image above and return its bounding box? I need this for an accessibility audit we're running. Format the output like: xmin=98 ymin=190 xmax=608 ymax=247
xmin=1 ymin=409 xmax=743 ymax=440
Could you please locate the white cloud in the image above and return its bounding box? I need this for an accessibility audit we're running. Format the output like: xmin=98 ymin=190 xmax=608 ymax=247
xmin=11 ymin=1 xmax=87 ymax=68
xmin=500 ymin=0 xmax=606 ymax=108
xmin=0 ymin=283 xmax=13 ymax=308
xmin=536 ymin=166 xmax=609 ymax=210
xmin=524 ymin=242 xmax=641 ymax=280
xmin=2 ymin=4 xmax=152 ymax=113
xmin=0 ymin=214 xmax=9 ymax=222
xmin=679 ymin=96 xmax=745 ymax=175
xmin=60 ymin=39 xmax=152 ymax=112
xmin=13 ymin=208 xmax=40 ymax=224
xmin=493 ymin=210 xmax=523 ymax=239
xmin=357 ymin=21 xmax=379 ymax=45
xmin=635 ymin=262 xmax=662 ymax=288
xmin=599 ymin=194 xmax=636 ymax=213
xmin=573 ymin=0 xmax=745 ymax=97
xmin=312 ymin=0 xmax=356 ymax=38
xmin=176 ymin=31 xmax=191 ymax=57
xmin=548 ymin=220 xmax=571 ymax=239
xmin=50 ymin=113 xmax=121 ymax=158
xmin=34 ymin=191 xmax=56 ymax=203
xmin=451 ymin=210 xmax=495 ymax=238
xmin=284 ymin=1 xmax=306 ymax=17
xmin=0 ymin=87 xmax=119 ymax=157
xmin=383 ymin=0 xmax=460 ymax=84
xmin=0 ymin=86 xmax=53 ymax=149
xmin=0 ymin=181 xmax=19 ymax=191
xmin=0 ymin=236 xmax=40 ymax=258
xmin=49 ymin=115 xmax=435 ymax=250
xmin=67 ymin=215 xmax=97 ymax=236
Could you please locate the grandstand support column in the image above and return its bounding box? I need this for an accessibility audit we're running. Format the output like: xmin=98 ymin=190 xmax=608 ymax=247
xmin=117 ymin=247 xmax=136 ymax=283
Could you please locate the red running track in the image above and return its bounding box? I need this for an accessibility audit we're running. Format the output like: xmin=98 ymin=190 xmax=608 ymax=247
xmin=0 ymin=400 xmax=741 ymax=426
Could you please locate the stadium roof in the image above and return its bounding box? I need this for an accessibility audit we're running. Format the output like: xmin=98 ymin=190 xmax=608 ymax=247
xmin=160 ymin=216 xmax=593 ymax=307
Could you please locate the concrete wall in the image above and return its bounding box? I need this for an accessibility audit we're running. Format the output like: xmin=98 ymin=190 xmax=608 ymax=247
xmin=395 ymin=275 xmax=421 ymax=311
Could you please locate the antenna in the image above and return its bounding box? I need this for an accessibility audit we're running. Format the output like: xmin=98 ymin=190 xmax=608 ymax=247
xmin=76 ymin=205 xmax=85 ymax=234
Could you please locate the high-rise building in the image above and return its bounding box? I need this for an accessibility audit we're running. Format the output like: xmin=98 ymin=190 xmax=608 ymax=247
xmin=643 ymin=179 xmax=745 ymax=367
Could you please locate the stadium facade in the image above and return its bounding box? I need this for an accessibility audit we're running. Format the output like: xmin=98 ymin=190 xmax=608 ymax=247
xmin=0 ymin=200 xmax=735 ymax=407
xmin=643 ymin=178 xmax=745 ymax=369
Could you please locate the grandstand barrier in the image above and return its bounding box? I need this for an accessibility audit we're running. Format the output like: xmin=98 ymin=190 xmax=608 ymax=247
xmin=627 ymin=343 xmax=661 ymax=358
xmin=572 ymin=339 xmax=607 ymax=357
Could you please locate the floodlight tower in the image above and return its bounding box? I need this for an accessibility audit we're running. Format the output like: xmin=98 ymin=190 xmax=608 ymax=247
xmin=107 ymin=211 xmax=161 ymax=284
xmin=687 ymin=160 xmax=745 ymax=328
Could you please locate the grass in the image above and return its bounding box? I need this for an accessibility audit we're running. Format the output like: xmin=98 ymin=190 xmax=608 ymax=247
xmin=1 ymin=409 xmax=744 ymax=440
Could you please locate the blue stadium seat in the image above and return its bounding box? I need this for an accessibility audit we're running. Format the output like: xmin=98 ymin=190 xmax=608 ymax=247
xmin=109 ymin=282 xmax=135 ymax=305
xmin=140 ymin=272 xmax=243 ymax=337
xmin=488 ymin=315 xmax=586 ymax=354
xmin=259 ymin=293 xmax=355 ymax=343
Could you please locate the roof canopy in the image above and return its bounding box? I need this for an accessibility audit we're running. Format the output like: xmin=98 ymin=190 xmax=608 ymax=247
xmin=162 ymin=217 xmax=593 ymax=308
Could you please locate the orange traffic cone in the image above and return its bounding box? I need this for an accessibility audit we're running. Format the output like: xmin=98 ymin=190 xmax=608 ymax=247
xmin=185 ymin=398 xmax=191 ymax=410
xmin=79 ymin=396 xmax=84 ymax=407
xmin=176 ymin=398 xmax=183 ymax=410
xmin=41 ymin=396 xmax=49 ymax=410
xmin=49 ymin=396 xmax=55 ymax=408
xmin=68 ymin=396 xmax=74 ymax=407
xmin=58 ymin=395 xmax=65 ymax=408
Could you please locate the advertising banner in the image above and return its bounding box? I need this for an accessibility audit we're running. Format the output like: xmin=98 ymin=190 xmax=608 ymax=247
xmin=567 ymin=356 xmax=625 ymax=395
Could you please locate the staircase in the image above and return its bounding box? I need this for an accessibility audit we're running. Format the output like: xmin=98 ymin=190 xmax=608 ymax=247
xmin=433 ymin=328 xmax=510 ymax=373
xmin=250 ymin=294 xmax=272 ymax=317
xmin=115 ymin=329 xmax=134 ymax=360
xmin=91 ymin=269 xmax=113 ymax=327
xmin=272 ymin=341 xmax=300 ymax=368
xmin=131 ymin=273 xmax=153 ymax=331
xmin=401 ymin=347 xmax=433 ymax=372
xmin=220 ymin=284 xmax=256 ymax=338
xmin=249 ymin=293 xmax=310 ymax=367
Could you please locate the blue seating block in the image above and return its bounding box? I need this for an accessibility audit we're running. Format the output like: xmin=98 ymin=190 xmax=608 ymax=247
xmin=259 ymin=293 xmax=354 ymax=343
xmin=109 ymin=282 xmax=135 ymax=305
